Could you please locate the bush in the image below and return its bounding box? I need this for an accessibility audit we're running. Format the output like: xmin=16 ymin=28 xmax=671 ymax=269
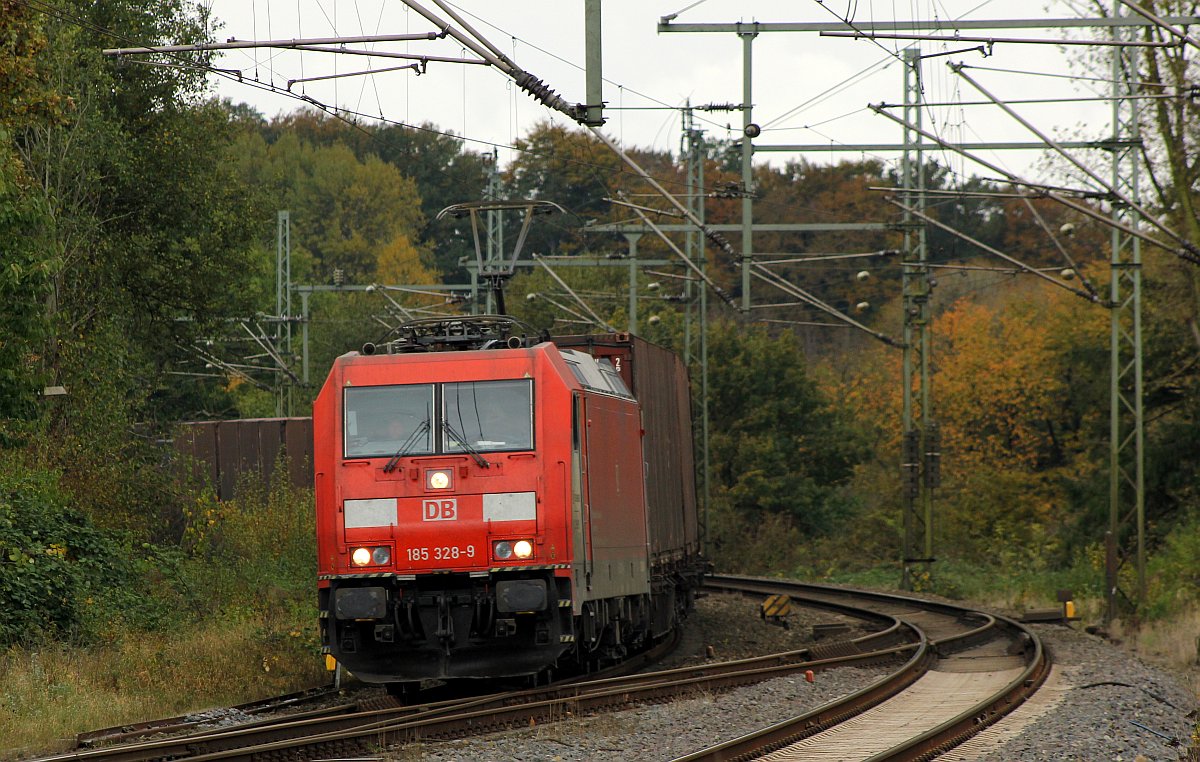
xmin=706 ymin=496 xmax=808 ymax=576
xmin=0 ymin=455 xmax=130 ymax=645
xmin=1144 ymin=510 xmax=1200 ymax=621
xmin=175 ymin=461 xmax=316 ymax=637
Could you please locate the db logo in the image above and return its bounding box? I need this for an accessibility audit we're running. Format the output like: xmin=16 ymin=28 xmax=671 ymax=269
xmin=422 ymin=498 xmax=458 ymax=521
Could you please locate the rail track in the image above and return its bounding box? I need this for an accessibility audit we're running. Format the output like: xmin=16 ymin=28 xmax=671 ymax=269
xmin=35 ymin=576 xmax=1047 ymax=762
xmin=73 ymin=687 xmax=345 ymax=748
xmin=676 ymin=575 xmax=1050 ymax=761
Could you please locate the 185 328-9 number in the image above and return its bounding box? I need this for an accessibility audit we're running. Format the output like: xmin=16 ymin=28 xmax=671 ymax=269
xmin=405 ymin=545 xmax=475 ymax=562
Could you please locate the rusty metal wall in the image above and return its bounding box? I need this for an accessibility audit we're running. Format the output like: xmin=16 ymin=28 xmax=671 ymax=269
xmin=174 ymin=417 xmax=313 ymax=500
xmin=556 ymin=334 xmax=700 ymax=563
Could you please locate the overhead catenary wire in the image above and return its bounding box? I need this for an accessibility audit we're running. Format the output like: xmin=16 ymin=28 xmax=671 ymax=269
xmin=51 ymin=0 xmax=1166 ymax=338
xmin=441 ymin=0 xmax=732 ymax=134
xmin=750 ymin=265 xmax=902 ymax=346
xmin=820 ymin=29 xmax=1178 ymax=46
xmin=761 ymin=53 xmax=898 ymax=130
xmin=286 ymin=62 xmax=424 ymax=92
xmin=101 ymin=30 xmax=451 ymax=55
xmin=242 ymin=321 xmax=301 ymax=383
xmin=887 ymin=198 xmax=1100 ymax=302
xmin=955 ymin=62 xmax=1164 ymax=88
xmin=179 ymin=342 xmax=274 ymax=392
xmin=755 ymin=318 xmax=850 ymax=328
xmin=351 ymin=0 xmax=387 ymax=116
xmin=526 ymin=292 xmax=597 ymax=325
xmin=530 ymin=254 xmax=617 ymax=332
xmin=366 ymin=284 xmax=417 ymax=321
xmin=869 ymin=104 xmax=1200 ymax=265
xmin=399 ymin=0 xmax=586 ymax=122
xmin=1016 ymin=195 xmax=1101 ymax=300
xmin=948 ymin=62 xmax=1200 ymax=261
xmin=606 ymin=197 xmax=735 ymax=307
xmin=1116 ymin=0 xmax=1200 ymax=53
xmin=82 ymin=0 xmax=880 ymax=230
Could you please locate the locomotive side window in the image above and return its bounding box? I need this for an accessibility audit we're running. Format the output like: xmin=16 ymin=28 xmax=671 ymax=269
xmin=596 ymin=359 xmax=631 ymax=396
xmin=443 ymin=379 xmax=533 ymax=453
xmin=560 ymin=350 xmax=634 ymax=400
xmin=344 ymin=384 xmax=434 ymax=458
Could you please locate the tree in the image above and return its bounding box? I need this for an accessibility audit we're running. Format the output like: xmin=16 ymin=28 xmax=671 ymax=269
xmin=2 ymin=0 xmax=268 ymax=534
xmin=376 ymin=235 xmax=438 ymax=286
xmin=505 ymin=122 xmax=627 ymax=257
xmin=230 ymin=130 xmax=429 ymax=285
xmin=0 ymin=2 xmax=60 ymax=422
xmin=227 ymin=126 xmax=444 ymax=395
xmin=1059 ymin=1 xmax=1200 ymax=561
xmin=0 ymin=144 xmax=53 ymax=423
xmin=12 ymin=1 xmax=263 ymax=418
xmin=821 ymin=274 xmax=1116 ymax=567
xmin=706 ymin=320 xmax=866 ymax=532
xmin=262 ymin=112 xmax=491 ymax=277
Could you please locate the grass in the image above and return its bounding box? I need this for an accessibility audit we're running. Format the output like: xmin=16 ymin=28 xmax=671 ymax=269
xmin=1113 ymin=604 xmax=1200 ymax=689
xmin=0 ymin=611 xmax=327 ymax=759
xmin=813 ymin=559 xmax=1106 ymax=617
xmin=0 ymin=462 xmax=328 ymax=759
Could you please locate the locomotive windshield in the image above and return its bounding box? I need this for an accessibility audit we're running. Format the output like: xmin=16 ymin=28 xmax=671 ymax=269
xmin=444 ymin=380 xmax=534 ymax=453
xmin=344 ymin=384 xmax=434 ymax=458
xmin=342 ymin=380 xmax=533 ymax=459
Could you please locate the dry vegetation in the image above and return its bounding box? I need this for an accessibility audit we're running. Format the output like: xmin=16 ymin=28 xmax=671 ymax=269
xmin=0 ymin=617 xmax=325 ymax=758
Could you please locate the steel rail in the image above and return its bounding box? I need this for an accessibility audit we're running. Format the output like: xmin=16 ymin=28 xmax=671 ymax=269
xmin=868 ymin=618 xmax=1048 ymax=760
xmin=34 ymin=632 xmax=681 ymax=762
xmin=672 ymin=641 xmax=935 ymax=762
xmin=74 ymin=686 xmax=343 ymax=748
xmin=54 ymin=578 xmax=1020 ymax=762
xmin=179 ymin=643 xmax=916 ymax=762
xmin=672 ymin=575 xmax=1049 ymax=761
xmin=42 ymin=581 xmax=913 ymax=762
xmin=173 ymin=629 xmax=916 ymax=761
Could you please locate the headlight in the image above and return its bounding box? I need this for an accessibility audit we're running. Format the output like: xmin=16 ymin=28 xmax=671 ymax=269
xmin=351 ymin=546 xmax=391 ymax=567
xmin=494 ymin=540 xmax=533 ymax=561
xmin=426 ymin=469 xmax=452 ymax=490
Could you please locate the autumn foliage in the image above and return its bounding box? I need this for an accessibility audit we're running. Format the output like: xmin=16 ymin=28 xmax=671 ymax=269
xmin=823 ymin=282 xmax=1109 ymax=567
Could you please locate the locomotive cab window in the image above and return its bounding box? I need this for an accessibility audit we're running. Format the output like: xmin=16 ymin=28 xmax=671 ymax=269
xmin=443 ymin=380 xmax=533 ymax=453
xmin=344 ymin=384 xmax=434 ymax=458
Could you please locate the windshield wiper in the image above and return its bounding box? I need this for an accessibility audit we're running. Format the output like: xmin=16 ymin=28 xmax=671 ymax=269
xmin=383 ymin=419 xmax=430 ymax=473
xmin=442 ymin=420 xmax=490 ymax=468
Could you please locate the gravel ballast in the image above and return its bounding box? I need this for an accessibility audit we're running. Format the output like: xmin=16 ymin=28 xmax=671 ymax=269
xmin=969 ymin=623 xmax=1198 ymax=761
xmin=385 ymin=592 xmax=895 ymax=761
xmin=379 ymin=592 xmax=1198 ymax=761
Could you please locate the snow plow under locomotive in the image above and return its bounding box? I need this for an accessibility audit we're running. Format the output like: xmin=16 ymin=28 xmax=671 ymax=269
xmin=313 ymin=316 xmax=706 ymax=687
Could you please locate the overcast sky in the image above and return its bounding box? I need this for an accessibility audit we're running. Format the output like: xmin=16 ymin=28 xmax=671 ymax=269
xmin=197 ymin=1 xmax=1134 ymax=186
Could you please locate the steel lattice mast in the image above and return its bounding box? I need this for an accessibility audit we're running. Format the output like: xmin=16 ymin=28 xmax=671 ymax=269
xmin=1106 ymin=1 xmax=1146 ymax=622
xmin=900 ymin=48 xmax=936 ymax=590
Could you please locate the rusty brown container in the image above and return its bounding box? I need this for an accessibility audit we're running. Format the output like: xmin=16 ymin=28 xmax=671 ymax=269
xmin=173 ymin=417 xmax=313 ymax=500
xmin=555 ymin=333 xmax=699 ymax=565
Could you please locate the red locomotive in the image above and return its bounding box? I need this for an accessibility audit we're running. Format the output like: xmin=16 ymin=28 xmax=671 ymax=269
xmin=313 ymin=316 xmax=705 ymax=687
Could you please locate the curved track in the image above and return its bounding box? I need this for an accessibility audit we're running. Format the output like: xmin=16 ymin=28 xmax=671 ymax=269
xmin=33 ymin=576 xmax=1047 ymax=762
xmin=676 ymin=576 xmax=1049 ymax=761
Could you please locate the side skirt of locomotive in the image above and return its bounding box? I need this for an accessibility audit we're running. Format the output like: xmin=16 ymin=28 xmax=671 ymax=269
xmin=319 ymin=559 xmax=706 ymax=685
